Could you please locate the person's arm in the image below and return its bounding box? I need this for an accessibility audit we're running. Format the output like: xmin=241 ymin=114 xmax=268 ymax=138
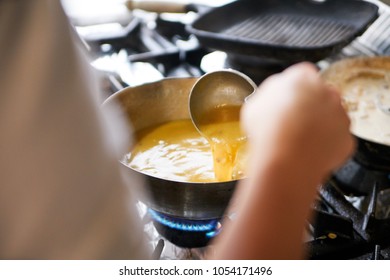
xmin=207 ymin=63 xmax=355 ymax=259
xmin=0 ymin=0 xmax=149 ymax=259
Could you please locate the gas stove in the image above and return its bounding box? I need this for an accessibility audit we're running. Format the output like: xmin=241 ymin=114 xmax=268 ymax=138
xmin=67 ymin=0 xmax=390 ymax=260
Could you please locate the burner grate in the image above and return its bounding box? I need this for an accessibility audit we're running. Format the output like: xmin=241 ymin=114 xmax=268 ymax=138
xmin=308 ymin=182 xmax=390 ymax=259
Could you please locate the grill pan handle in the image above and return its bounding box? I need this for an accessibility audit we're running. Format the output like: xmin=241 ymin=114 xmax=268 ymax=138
xmin=125 ymin=0 xmax=189 ymax=13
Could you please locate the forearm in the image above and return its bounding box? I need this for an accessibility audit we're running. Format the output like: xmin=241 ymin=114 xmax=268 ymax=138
xmin=208 ymin=151 xmax=321 ymax=260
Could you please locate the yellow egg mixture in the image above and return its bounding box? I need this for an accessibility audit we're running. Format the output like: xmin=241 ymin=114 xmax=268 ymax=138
xmin=123 ymin=105 xmax=247 ymax=182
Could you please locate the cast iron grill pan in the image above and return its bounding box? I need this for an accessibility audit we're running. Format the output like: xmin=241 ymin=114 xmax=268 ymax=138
xmin=187 ymin=0 xmax=379 ymax=63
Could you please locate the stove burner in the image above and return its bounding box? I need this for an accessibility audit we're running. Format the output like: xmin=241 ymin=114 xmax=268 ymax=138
xmin=148 ymin=209 xmax=222 ymax=248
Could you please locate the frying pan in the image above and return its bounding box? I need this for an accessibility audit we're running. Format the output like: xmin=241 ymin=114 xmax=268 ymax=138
xmin=186 ymin=0 xmax=379 ymax=63
xmin=103 ymin=77 xmax=237 ymax=220
xmin=321 ymin=56 xmax=390 ymax=171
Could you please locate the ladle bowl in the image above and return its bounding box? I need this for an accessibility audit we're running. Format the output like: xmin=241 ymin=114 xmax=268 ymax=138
xmin=189 ymin=69 xmax=257 ymax=136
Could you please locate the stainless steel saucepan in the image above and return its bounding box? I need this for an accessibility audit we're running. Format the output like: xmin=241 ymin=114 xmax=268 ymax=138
xmin=103 ymin=77 xmax=238 ymax=220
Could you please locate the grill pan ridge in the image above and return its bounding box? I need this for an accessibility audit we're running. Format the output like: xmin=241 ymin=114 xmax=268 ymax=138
xmin=223 ymin=14 xmax=354 ymax=47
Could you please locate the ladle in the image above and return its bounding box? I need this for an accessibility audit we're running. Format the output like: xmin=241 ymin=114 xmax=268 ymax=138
xmin=189 ymin=69 xmax=257 ymax=136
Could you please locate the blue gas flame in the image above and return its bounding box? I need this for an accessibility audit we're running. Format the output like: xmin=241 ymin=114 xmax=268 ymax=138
xmin=148 ymin=209 xmax=221 ymax=236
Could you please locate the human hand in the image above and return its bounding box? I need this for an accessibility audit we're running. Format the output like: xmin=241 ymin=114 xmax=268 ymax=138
xmin=208 ymin=63 xmax=354 ymax=260
xmin=241 ymin=62 xmax=355 ymax=180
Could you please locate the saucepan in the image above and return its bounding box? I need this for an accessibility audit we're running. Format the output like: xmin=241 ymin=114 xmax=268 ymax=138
xmin=103 ymin=77 xmax=238 ymax=220
xmin=321 ymin=56 xmax=390 ymax=170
